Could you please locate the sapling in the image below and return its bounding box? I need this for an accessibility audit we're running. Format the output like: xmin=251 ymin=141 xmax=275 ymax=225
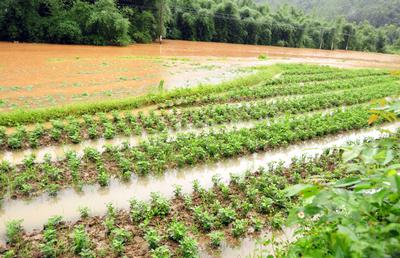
xmin=79 ymin=207 xmax=90 ymax=219
xmin=173 ymin=184 xmax=183 ymax=197
xmin=130 ymin=199 xmax=150 ymax=223
xmin=144 ymin=228 xmax=162 ymax=250
xmin=217 ymin=207 xmax=236 ymax=225
xmin=208 ymin=231 xmax=224 ymax=247
xmin=6 ymin=219 xmax=23 ymax=244
xmin=232 ymin=219 xmax=248 ymax=237
xmin=178 ymin=236 xmax=198 ymax=258
xmin=151 ymin=245 xmax=171 ymax=258
xmin=0 ymin=126 xmax=6 ymax=145
xmin=150 ymin=193 xmax=170 ymax=217
xmin=72 ymin=225 xmax=91 ymax=255
xmin=168 ymin=220 xmax=187 ymax=242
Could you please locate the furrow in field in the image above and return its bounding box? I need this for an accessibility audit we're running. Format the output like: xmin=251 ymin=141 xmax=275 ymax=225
xmin=1 ymin=79 xmax=398 ymax=152
xmin=0 ymin=122 xmax=398 ymax=243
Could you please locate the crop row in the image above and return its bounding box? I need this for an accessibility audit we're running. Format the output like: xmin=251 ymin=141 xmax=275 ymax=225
xmin=0 ymin=80 xmax=398 ymax=151
xmin=0 ymin=66 xmax=387 ymax=127
xmin=0 ymin=105 xmax=390 ymax=199
xmin=3 ymin=149 xmax=356 ymax=257
xmin=0 ymin=65 xmax=282 ymax=127
xmin=279 ymin=64 xmax=341 ymax=75
xmin=7 ymin=138 xmax=400 ymax=258
xmin=158 ymin=73 xmax=395 ymax=108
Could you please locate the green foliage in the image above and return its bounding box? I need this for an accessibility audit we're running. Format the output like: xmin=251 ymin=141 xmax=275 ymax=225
xmin=232 ymin=219 xmax=248 ymax=237
xmin=151 ymin=245 xmax=171 ymax=258
xmin=72 ymin=225 xmax=92 ymax=255
xmin=6 ymin=220 xmax=23 ymax=244
xmin=208 ymin=231 xmax=225 ymax=247
xmin=144 ymin=228 xmax=162 ymax=250
xmin=167 ymin=220 xmax=187 ymax=242
xmin=283 ymin=102 xmax=400 ymax=257
xmin=178 ymin=236 xmax=199 ymax=258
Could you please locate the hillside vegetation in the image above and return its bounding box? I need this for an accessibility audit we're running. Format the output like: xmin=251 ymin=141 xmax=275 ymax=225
xmin=265 ymin=0 xmax=400 ymax=27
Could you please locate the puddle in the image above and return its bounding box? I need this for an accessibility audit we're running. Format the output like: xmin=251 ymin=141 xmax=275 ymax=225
xmin=0 ymin=123 xmax=398 ymax=241
xmin=199 ymin=227 xmax=295 ymax=258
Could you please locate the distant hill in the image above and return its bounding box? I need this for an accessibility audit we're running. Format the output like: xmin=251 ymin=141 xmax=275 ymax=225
xmin=260 ymin=0 xmax=400 ymax=27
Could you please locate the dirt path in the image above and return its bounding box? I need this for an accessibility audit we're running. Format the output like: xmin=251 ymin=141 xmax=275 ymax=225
xmin=0 ymin=40 xmax=399 ymax=111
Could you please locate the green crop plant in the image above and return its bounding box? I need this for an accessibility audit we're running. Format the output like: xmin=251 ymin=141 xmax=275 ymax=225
xmin=40 ymin=216 xmax=62 ymax=257
xmin=193 ymin=206 xmax=215 ymax=231
xmin=150 ymin=193 xmax=170 ymax=217
xmin=151 ymin=245 xmax=171 ymax=258
xmin=79 ymin=207 xmax=90 ymax=219
xmin=232 ymin=219 xmax=248 ymax=237
xmin=208 ymin=231 xmax=225 ymax=247
xmin=144 ymin=228 xmax=162 ymax=250
xmin=110 ymin=228 xmax=132 ymax=255
xmin=178 ymin=236 xmax=198 ymax=258
xmin=173 ymin=184 xmax=183 ymax=197
xmin=129 ymin=199 xmax=150 ymax=223
xmin=72 ymin=225 xmax=92 ymax=255
xmin=6 ymin=220 xmax=23 ymax=245
xmin=217 ymin=207 xmax=237 ymax=225
xmin=168 ymin=220 xmax=188 ymax=242
xmin=5 ymin=130 xmax=400 ymax=257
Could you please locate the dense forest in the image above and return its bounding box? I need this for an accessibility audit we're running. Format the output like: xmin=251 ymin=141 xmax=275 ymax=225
xmin=0 ymin=0 xmax=399 ymax=53
xmin=265 ymin=0 xmax=400 ymax=27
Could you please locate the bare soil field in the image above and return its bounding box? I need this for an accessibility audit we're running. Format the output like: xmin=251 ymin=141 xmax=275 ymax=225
xmin=1 ymin=40 xmax=399 ymax=111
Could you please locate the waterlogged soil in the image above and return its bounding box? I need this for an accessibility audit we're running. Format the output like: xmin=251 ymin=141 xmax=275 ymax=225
xmin=0 ymin=106 xmax=348 ymax=166
xmin=0 ymin=123 xmax=397 ymax=242
xmin=199 ymin=227 xmax=296 ymax=258
xmin=1 ymin=40 xmax=399 ymax=111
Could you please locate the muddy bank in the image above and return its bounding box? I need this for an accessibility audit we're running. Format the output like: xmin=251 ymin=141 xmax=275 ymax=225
xmin=0 ymin=123 xmax=398 ymax=241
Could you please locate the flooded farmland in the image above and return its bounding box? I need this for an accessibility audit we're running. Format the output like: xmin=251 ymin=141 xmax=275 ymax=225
xmin=0 ymin=122 xmax=398 ymax=242
xmin=1 ymin=40 xmax=399 ymax=111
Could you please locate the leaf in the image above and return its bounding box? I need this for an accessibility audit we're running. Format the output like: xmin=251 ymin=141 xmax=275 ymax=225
xmin=285 ymin=184 xmax=319 ymax=197
xmin=389 ymin=175 xmax=400 ymax=193
xmin=342 ymin=145 xmax=363 ymax=163
xmin=374 ymin=149 xmax=394 ymax=165
xmin=337 ymin=225 xmax=358 ymax=241
xmin=368 ymin=114 xmax=379 ymax=125
xmin=334 ymin=177 xmax=361 ymax=188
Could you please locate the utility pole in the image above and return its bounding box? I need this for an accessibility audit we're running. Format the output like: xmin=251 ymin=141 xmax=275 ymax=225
xmin=345 ymin=32 xmax=351 ymax=50
xmin=158 ymin=0 xmax=163 ymax=44
xmin=319 ymin=28 xmax=324 ymax=49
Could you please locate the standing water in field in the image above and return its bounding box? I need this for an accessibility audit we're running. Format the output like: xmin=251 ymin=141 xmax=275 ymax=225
xmin=0 ymin=123 xmax=398 ymax=242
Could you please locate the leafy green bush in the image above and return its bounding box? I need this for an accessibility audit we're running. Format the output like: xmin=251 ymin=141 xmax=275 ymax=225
xmin=208 ymin=231 xmax=225 ymax=247
xmin=6 ymin=220 xmax=23 ymax=244
xmin=284 ymin=103 xmax=400 ymax=257
xmin=85 ymin=0 xmax=131 ymax=46
xmin=168 ymin=220 xmax=187 ymax=242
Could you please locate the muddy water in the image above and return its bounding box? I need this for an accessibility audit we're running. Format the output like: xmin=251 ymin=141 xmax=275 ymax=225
xmin=0 ymin=123 xmax=398 ymax=241
xmin=199 ymin=227 xmax=295 ymax=258
xmin=0 ymin=107 xmax=338 ymax=165
xmin=0 ymin=120 xmax=256 ymax=165
xmin=1 ymin=40 xmax=399 ymax=111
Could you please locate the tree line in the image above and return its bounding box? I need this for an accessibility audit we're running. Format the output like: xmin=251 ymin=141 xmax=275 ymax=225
xmin=0 ymin=0 xmax=399 ymax=53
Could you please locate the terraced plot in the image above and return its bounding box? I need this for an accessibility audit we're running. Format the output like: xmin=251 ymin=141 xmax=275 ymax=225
xmin=1 ymin=64 xmax=399 ymax=257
